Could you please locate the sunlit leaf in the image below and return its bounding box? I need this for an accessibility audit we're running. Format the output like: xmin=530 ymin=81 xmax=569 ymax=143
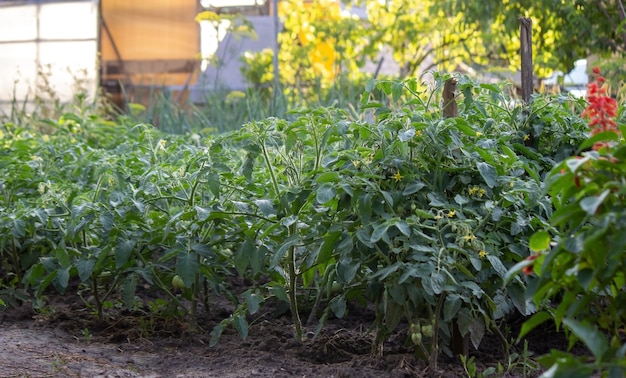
xmin=245 ymin=291 xmax=260 ymax=315
xmin=371 ymin=222 xmax=389 ymax=243
xmin=477 ymin=162 xmax=497 ymax=188
xmin=316 ymin=183 xmax=336 ymax=204
xmin=176 ymin=252 xmax=199 ymax=288
xmin=336 ymin=258 xmax=359 ymax=284
xmin=403 ymin=181 xmax=425 ymax=195
xmin=580 ymin=190 xmax=610 ymax=216
xmin=330 ymin=295 xmax=347 ymax=318
xmin=529 ymin=230 xmax=551 ymax=252
xmin=398 ymin=128 xmax=416 ymax=142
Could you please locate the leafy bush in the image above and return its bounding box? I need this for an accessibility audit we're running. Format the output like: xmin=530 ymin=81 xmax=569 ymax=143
xmin=0 ymin=72 xmax=593 ymax=371
xmin=510 ymin=68 xmax=626 ymax=376
xmin=213 ymin=74 xmax=588 ymax=367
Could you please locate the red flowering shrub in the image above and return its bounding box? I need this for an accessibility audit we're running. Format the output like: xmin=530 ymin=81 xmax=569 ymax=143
xmin=582 ymin=67 xmax=620 ymax=150
xmin=520 ymin=254 xmax=539 ymax=276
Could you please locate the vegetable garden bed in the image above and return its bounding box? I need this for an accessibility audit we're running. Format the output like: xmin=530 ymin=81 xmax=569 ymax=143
xmin=1 ymin=73 xmax=623 ymax=377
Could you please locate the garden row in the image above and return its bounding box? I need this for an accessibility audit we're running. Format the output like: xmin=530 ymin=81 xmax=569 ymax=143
xmin=1 ymin=74 xmax=624 ymax=376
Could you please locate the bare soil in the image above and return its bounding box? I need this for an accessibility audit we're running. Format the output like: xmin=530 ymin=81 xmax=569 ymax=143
xmin=0 ymin=283 xmax=572 ymax=378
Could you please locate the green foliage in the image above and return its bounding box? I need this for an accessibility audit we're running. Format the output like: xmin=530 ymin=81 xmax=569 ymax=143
xmin=360 ymin=0 xmax=488 ymax=76
xmin=0 ymin=70 xmax=599 ymax=371
xmin=277 ymin=0 xmax=374 ymax=88
xmin=0 ymin=116 xmax=241 ymax=321
xmin=210 ymin=74 xmax=588 ymax=364
xmin=509 ymin=71 xmax=626 ymax=375
xmin=516 ymin=146 xmax=626 ymax=374
xmin=434 ymin=0 xmax=626 ymax=75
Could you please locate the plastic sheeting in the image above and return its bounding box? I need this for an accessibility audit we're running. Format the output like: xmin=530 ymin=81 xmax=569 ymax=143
xmin=0 ymin=0 xmax=200 ymax=114
xmin=0 ymin=0 xmax=99 ymax=112
xmin=100 ymin=0 xmax=200 ymax=88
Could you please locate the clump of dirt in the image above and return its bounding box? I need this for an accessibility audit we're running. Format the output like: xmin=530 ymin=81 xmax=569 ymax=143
xmin=0 ymin=286 xmax=579 ymax=378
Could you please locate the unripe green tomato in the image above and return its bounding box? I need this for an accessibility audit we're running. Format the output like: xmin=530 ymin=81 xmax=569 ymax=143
xmin=410 ymin=203 xmax=417 ymax=211
xmin=421 ymin=325 xmax=433 ymax=338
xmin=171 ymin=275 xmax=186 ymax=290
xmin=411 ymin=332 xmax=422 ymax=344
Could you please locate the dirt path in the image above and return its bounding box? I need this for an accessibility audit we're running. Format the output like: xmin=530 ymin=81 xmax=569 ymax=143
xmin=0 ymin=320 xmax=424 ymax=378
xmin=1 ymin=324 xmax=155 ymax=377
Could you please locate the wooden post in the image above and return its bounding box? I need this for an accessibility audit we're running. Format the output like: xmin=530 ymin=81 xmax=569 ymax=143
xmin=520 ymin=17 xmax=533 ymax=103
xmin=442 ymin=78 xmax=458 ymax=118
xmin=272 ymin=0 xmax=280 ymax=86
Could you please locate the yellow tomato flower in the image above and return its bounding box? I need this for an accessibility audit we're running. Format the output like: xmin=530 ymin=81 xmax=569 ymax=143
xmin=392 ymin=171 xmax=404 ymax=182
xmin=447 ymin=210 xmax=456 ymax=218
xmin=523 ymin=134 xmax=531 ymax=141
xmin=479 ymin=250 xmax=487 ymax=258
xmin=463 ymin=234 xmax=476 ymax=242
xmin=352 ymin=160 xmax=360 ymax=168
xmin=475 ymin=132 xmax=483 ymax=137
xmin=468 ymin=186 xmax=479 ymax=196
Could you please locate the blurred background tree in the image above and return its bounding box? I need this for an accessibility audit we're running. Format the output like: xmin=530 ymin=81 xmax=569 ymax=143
xmin=238 ymin=0 xmax=626 ymax=96
xmin=431 ymin=0 xmax=626 ymax=77
xmin=277 ymin=0 xmax=374 ymax=90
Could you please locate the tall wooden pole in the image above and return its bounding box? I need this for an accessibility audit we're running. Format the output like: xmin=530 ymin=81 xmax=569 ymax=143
xmin=520 ymin=17 xmax=533 ymax=103
xmin=272 ymin=0 xmax=280 ymax=86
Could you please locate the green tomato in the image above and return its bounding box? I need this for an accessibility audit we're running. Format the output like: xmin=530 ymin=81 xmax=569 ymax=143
xmin=171 ymin=275 xmax=186 ymax=290
xmin=421 ymin=325 xmax=433 ymax=338
xmin=411 ymin=332 xmax=422 ymax=345
xmin=218 ymin=248 xmax=233 ymax=258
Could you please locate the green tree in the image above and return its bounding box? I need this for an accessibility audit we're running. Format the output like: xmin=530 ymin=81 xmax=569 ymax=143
xmin=356 ymin=0 xmax=491 ymax=77
xmin=243 ymin=0 xmax=502 ymax=86
xmin=277 ymin=0 xmax=374 ymax=89
xmin=434 ymin=0 xmax=626 ymax=75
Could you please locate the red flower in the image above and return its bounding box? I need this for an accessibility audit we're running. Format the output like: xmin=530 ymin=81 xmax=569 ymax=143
xmin=582 ymin=68 xmax=619 ymax=150
xmin=522 ymin=254 xmax=540 ymax=276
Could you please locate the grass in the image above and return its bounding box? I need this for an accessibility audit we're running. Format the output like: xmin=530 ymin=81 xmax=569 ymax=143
xmin=0 ymin=66 xmax=373 ymax=136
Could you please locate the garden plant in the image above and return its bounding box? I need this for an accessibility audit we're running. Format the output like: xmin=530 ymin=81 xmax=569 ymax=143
xmin=508 ymin=68 xmax=626 ymax=377
xmin=2 ymin=67 xmax=610 ymax=377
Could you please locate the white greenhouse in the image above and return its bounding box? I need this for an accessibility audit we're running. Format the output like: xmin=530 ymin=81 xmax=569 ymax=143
xmin=0 ymin=0 xmax=204 ymax=114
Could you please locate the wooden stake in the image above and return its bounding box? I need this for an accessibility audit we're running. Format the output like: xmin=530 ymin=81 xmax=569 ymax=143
xmin=442 ymin=78 xmax=458 ymax=119
xmin=520 ymin=17 xmax=533 ymax=103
